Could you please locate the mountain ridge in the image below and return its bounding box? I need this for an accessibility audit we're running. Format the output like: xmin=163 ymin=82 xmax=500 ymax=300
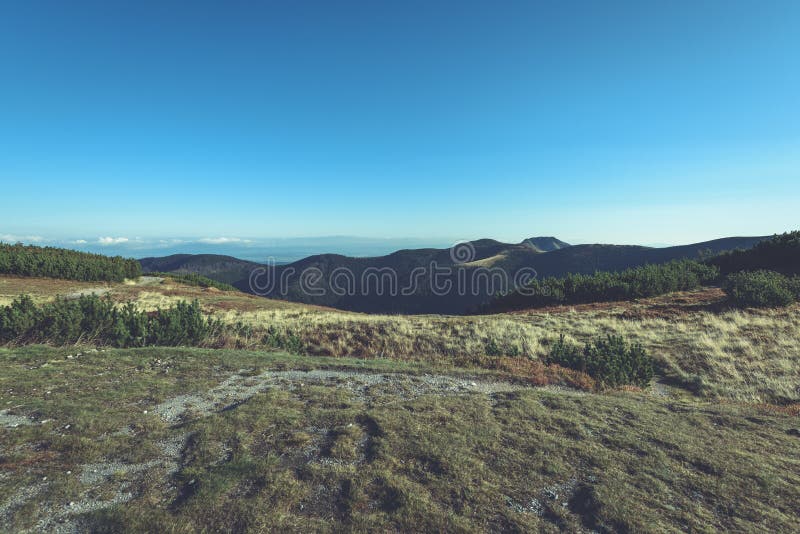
xmin=140 ymin=235 xmax=769 ymax=314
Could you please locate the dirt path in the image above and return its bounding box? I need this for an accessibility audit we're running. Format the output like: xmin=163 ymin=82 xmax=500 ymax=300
xmin=64 ymin=276 xmax=164 ymax=299
xmin=152 ymin=368 xmax=540 ymax=425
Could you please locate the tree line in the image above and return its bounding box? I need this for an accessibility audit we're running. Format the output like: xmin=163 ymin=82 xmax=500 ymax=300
xmin=709 ymin=231 xmax=800 ymax=276
xmin=486 ymin=259 xmax=719 ymax=311
xmin=0 ymin=243 xmax=141 ymax=282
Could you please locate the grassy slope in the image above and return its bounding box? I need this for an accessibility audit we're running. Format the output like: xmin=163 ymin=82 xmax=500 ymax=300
xmin=2 ymin=347 xmax=799 ymax=532
xmin=3 ymin=276 xmax=800 ymax=404
xmin=2 ymin=275 xmax=800 ymax=531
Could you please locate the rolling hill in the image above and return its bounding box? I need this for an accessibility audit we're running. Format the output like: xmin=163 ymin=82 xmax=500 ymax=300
xmin=139 ymin=253 xmax=259 ymax=285
xmin=140 ymin=235 xmax=769 ymax=314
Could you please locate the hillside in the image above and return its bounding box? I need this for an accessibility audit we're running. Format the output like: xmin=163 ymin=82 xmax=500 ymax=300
xmin=709 ymin=231 xmax=800 ymax=275
xmin=523 ymin=236 xmax=571 ymax=252
xmin=2 ymin=268 xmax=800 ymax=531
xmin=139 ymin=253 xmax=260 ymax=285
xmin=141 ymin=235 xmax=768 ymax=314
xmin=0 ymin=242 xmax=141 ymax=282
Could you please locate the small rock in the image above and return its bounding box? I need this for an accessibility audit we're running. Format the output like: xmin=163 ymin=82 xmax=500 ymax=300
xmin=470 ymin=381 xmax=478 ymax=387
xmin=143 ymin=410 xmax=148 ymax=414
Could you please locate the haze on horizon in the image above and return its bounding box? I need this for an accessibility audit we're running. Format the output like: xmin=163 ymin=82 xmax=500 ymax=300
xmin=1 ymin=1 xmax=798 ymax=245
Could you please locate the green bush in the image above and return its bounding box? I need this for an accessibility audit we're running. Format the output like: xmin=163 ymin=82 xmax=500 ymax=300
xmin=0 ymin=295 xmax=40 ymax=340
xmin=262 ymin=326 xmax=305 ymax=354
xmin=547 ymin=334 xmax=653 ymax=388
xmin=0 ymin=242 xmax=141 ymax=282
xmin=723 ymin=270 xmax=798 ymax=308
xmin=0 ymin=294 xmax=219 ymax=347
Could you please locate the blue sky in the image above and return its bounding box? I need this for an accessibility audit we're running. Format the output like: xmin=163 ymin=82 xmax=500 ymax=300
xmin=1 ymin=1 xmax=798 ymax=249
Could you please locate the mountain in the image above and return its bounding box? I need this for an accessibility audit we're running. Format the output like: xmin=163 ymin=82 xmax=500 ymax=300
xmin=140 ymin=235 xmax=770 ymax=314
xmin=522 ymin=236 xmax=571 ymax=252
xmin=139 ymin=254 xmax=260 ymax=285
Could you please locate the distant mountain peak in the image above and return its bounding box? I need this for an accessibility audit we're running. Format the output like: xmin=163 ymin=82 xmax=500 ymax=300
xmin=521 ymin=237 xmax=571 ymax=252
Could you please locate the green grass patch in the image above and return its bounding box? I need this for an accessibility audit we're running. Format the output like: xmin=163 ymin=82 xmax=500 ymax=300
xmin=1 ymin=347 xmax=799 ymax=532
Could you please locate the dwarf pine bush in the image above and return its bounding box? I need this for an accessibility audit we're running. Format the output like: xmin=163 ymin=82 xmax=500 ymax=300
xmin=723 ymin=270 xmax=798 ymax=308
xmin=547 ymin=334 xmax=653 ymax=388
xmin=0 ymin=294 xmax=218 ymax=347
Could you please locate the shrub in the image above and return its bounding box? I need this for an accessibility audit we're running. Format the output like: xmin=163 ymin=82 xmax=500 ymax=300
xmin=262 ymin=326 xmax=305 ymax=354
xmin=547 ymin=334 xmax=653 ymax=388
xmin=0 ymin=294 xmax=219 ymax=347
xmin=723 ymin=270 xmax=797 ymax=308
xmin=0 ymin=295 xmax=40 ymax=340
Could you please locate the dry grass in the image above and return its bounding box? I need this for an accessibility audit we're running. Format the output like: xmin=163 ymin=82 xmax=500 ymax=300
xmin=214 ymin=305 xmax=800 ymax=403
xmin=3 ymin=276 xmax=799 ymax=403
xmin=0 ymin=276 xmax=110 ymax=306
xmin=210 ymin=291 xmax=800 ymax=404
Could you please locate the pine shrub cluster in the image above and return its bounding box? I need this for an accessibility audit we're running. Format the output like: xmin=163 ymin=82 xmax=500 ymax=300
xmin=547 ymin=334 xmax=654 ymax=388
xmin=0 ymin=295 xmax=218 ymax=347
xmin=723 ymin=270 xmax=800 ymax=308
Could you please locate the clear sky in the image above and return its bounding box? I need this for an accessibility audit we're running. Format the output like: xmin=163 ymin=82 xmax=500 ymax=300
xmin=1 ymin=1 xmax=798 ymax=247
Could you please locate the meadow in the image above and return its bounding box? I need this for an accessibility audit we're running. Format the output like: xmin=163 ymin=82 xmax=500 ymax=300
xmin=2 ymin=273 xmax=800 ymax=532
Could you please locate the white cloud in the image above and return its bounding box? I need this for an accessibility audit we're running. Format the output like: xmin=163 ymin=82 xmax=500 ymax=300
xmin=74 ymin=239 xmax=88 ymax=244
xmin=197 ymin=237 xmax=252 ymax=244
xmin=0 ymin=234 xmax=44 ymax=243
xmin=97 ymin=236 xmax=129 ymax=245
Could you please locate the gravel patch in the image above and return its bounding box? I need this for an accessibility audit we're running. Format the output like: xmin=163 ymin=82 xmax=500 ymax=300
xmin=0 ymin=410 xmax=35 ymax=428
xmin=151 ymin=369 xmax=533 ymax=425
